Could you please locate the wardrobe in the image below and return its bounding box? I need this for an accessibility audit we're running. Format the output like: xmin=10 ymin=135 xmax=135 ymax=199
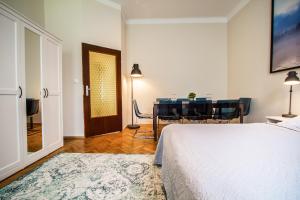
xmin=0 ymin=3 xmax=63 ymax=181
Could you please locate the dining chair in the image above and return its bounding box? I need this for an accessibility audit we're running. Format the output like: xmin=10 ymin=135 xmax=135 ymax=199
xmin=26 ymin=98 xmax=40 ymax=130
xmin=239 ymin=98 xmax=251 ymax=116
xmin=176 ymin=98 xmax=190 ymax=116
xmin=184 ymin=100 xmax=213 ymax=123
xmin=157 ymin=100 xmax=183 ymax=128
xmin=195 ymin=98 xmax=207 ymax=101
xmin=213 ymin=100 xmax=240 ymax=123
xmin=156 ymin=98 xmax=171 ymax=102
xmin=133 ymin=99 xmax=154 ymax=139
xmin=176 ymin=98 xmax=190 ymax=102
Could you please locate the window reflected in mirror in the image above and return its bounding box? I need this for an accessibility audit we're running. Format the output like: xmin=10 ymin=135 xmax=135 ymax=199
xmin=25 ymin=28 xmax=43 ymax=153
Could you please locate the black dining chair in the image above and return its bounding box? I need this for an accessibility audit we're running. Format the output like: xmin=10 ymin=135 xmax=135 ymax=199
xmin=176 ymin=98 xmax=190 ymax=116
xmin=184 ymin=100 xmax=213 ymax=123
xmin=26 ymin=98 xmax=40 ymax=130
xmin=213 ymin=100 xmax=240 ymax=123
xmin=133 ymin=100 xmax=154 ymax=139
xmin=196 ymin=98 xmax=207 ymax=101
xmin=157 ymin=100 xmax=183 ymax=128
xmin=176 ymin=98 xmax=190 ymax=102
xmin=239 ymin=98 xmax=251 ymax=116
xmin=156 ymin=98 xmax=171 ymax=102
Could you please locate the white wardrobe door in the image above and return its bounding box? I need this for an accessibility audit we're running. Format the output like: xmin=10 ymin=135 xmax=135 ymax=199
xmin=43 ymin=96 xmax=61 ymax=147
xmin=0 ymin=11 xmax=21 ymax=174
xmin=42 ymin=37 xmax=61 ymax=94
xmin=0 ymin=12 xmax=17 ymax=91
xmin=0 ymin=97 xmax=20 ymax=170
xmin=42 ymin=37 xmax=62 ymax=148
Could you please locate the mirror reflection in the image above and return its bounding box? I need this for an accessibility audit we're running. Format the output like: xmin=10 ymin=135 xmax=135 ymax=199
xmin=25 ymin=28 xmax=43 ymax=153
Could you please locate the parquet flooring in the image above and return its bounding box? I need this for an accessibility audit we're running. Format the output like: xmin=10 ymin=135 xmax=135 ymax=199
xmin=27 ymin=124 xmax=43 ymax=152
xmin=0 ymin=125 xmax=160 ymax=188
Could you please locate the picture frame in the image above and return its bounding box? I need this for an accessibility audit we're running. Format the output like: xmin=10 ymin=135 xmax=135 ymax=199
xmin=270 ymin=0 xmax=300 ymax=73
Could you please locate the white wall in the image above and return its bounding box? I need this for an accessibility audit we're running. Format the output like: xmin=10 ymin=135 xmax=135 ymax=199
xmin=121 ymin=12 xmax=129 ymax=127
xmin=126 ymin=23 xmax=228 ymax=123
xmin=44 ymin=0 xmax=123 ymax=136
xmin=228 ymin=0 xmax=300 ymax=122
xmin=0 ymin=0 xmax=45 ymax=27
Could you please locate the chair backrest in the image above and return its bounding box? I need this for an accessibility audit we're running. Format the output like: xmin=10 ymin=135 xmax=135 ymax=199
xmin=176 ymin=99 xmax=189 ymax=115
xmin=26 ymin=98 xmax=40 ymax=116
xmin=156 ymin=98 xmax=171 ymax=103
xmin=239 ymin=98 xmax=251 ymax=116
xmin=176 ymin=98 xmax=189 ymax=102
xmin=187 ymin=100 xmax=213 ymax=119
xmin=133 ymin=99 xmax=142 ymax=117
xmin=157 ymin=101 xmax=182 ymax=116
xmin=214 ymin=99 xmax=240 ymax=120
xmin=195 ymin=98 xmax=207 ymax=101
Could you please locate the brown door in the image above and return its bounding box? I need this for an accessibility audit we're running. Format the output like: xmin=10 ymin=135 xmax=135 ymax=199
xmin=82 ymin=43 xmax=122 ymax=137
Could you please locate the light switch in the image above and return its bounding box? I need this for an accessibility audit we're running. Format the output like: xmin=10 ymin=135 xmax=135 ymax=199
xmin=73 ymin=78 xmax=79 ymax=84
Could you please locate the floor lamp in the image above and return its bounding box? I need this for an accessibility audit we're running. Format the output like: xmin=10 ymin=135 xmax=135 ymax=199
xmin=282 ymin=71 xmax=300 ymax=118
xmin=127 ymin=64 xmax=143 ymax=129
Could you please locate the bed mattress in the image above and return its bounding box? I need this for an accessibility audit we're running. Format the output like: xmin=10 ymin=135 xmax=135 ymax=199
xmin=154 ymin=123 xmax=300 ymax=200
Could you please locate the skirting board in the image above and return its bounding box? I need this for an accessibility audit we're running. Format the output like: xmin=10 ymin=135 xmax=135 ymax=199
xmin=64 ymin=136 xmax=85 ymax=140
xmin=0 ymin=141 xmax=63 ymax=181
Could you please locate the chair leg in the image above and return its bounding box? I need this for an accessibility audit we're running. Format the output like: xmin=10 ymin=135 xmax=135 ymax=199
xmin=133 ymin=128 xmax=154 ymax=139
xmin=133 ymin=129 xmax=138 ymax=137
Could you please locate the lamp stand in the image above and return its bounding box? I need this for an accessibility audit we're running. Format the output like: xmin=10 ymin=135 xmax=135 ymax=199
xmin=127 ymin=77 xmax=140 ymax=129
xmin=282 ymin=85 xmax=297 ymax=118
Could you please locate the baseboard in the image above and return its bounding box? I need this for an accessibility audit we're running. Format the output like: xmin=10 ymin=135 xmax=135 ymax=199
xmin=64 ymin=136 xmax=85 ymax=140
xmin=0 ymin=141 xmax=63 ymax=181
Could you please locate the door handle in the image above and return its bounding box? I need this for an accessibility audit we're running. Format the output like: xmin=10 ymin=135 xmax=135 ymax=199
xmin=85 ymin=85 xmax=90 ymax=97
xmin=46 ymin=88 xmax=49 ymax=98
xmin=18 ymin=86 xmax=22 ymax=98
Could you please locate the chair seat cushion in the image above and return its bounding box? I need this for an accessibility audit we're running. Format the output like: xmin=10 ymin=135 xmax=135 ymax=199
xmin=185 ymin=115 xmax=211 ymax=120
xmin=158 ymin=115 xmax=181 ymax=121
xmin=139 ymin=113 xmax=153 ymax=119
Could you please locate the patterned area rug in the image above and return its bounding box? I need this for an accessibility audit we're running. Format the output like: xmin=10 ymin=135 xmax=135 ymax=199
xmin=0 ymin=153 xmax=165 ymax=200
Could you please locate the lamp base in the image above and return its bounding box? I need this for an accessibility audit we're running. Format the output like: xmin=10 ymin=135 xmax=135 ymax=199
xmin=127 ymin=124 xmax=140 ymax=129
xmin=282 ymin=114 xmax=297 ymax=118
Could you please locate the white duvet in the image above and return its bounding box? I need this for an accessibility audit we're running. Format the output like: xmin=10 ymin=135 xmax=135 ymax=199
xmin=154 ymin=123 xmax=300 ymax=200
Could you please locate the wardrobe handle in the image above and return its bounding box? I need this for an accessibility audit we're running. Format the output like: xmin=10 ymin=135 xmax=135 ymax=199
xmin=19 ymin=86 xmax=22 ymax=98
xmin=46 ymin=88 xmax=49 ymax=98
xmin=43 ymin=88 xmax=47 ymax=98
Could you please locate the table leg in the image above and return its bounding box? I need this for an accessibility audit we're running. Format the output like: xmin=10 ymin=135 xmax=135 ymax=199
xmin=153 ymin=104 xmax=158 ymax=141
xmin=239 ymin=103 xmax=244 ymax=124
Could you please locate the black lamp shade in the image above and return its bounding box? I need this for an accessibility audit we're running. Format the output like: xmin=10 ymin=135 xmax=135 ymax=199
xmin=131 ymin=64 xmax=143 ymax=78
xmin=284 ymin=71 xmax=300 ymax=85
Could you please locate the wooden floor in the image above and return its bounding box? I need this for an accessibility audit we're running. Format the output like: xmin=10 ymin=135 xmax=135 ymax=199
xmin=27 ymin=124 xmax=43 ymax=152
xmin=0 ymin=125 xmax=159 ymax=188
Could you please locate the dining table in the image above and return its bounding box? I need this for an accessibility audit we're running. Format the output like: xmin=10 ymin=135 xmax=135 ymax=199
xmin=152 ymin=101 xmax=244 ymax=141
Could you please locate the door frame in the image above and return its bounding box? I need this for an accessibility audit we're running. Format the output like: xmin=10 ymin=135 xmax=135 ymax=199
xmin=82 ymin=43 xmax=122 ymax=137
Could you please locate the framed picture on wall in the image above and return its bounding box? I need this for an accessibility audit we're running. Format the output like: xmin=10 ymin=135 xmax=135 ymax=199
xmin=270 ymin=0 xmax=300 ymax=73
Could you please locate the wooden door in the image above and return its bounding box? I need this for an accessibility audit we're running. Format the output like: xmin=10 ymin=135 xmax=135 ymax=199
xmin=0 ymin=9 xmax=23 ymax=179
xmin=82 ymin=43 xmax=122 ymax=137
xmin=41 ymin=36 xmax=63 ymax=148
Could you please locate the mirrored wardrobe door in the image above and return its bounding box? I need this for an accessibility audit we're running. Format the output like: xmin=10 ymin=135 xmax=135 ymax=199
xmin=24 ymin=27 xmax=43 ymax=153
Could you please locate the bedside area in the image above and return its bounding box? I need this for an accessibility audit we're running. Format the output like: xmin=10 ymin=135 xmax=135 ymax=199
xmin=266 ymin=116 xmax=293 ymax=124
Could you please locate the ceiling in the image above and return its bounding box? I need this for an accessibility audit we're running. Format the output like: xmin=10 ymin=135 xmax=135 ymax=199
xmin=111 ymin=0 xmax=244 ymax=19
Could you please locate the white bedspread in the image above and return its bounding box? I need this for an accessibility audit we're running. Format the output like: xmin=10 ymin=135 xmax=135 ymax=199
xmin=154 ymin=123 xmax=300 ymax=200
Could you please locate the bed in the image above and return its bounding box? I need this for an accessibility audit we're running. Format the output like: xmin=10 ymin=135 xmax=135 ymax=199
xmin=154 ymin=121 xmax=300 ymax=200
